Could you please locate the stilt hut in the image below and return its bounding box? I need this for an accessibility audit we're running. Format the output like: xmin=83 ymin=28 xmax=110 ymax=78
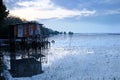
xmin=8 ymin=22 xmax=49 ymax=77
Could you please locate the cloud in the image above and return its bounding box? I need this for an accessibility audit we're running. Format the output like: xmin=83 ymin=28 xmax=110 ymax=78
xmin=105 ymin=9 xmax=120 ymax=15
xmin=97 ymin=0 xmax=112 ymax=3
xmin=3 ymin=0 xmax=13 ymax=3
xmin=95 ymin=9 xmax=120 ymax=16
xmin=94 ymin=0 xmax=118 ymax=5
xmin=9 ymin=0 xmax=96 ymax=20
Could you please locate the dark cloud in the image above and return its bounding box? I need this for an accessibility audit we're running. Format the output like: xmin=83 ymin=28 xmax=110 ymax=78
xmin=4 ymin=0 xmax=120 ymax=25
xmin=52 ymin=0 xmax=120 ymax=10
xmin=78 ymin=14 xmax=120 ymax=25
xmin=3 ymin=0 xmax=33 ymax=9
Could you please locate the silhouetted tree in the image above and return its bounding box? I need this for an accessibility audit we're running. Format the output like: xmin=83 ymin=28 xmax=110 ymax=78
xmin=5 ymin=16 xmax=26 ymax=25
xmin=0 ymin=0 xmax=9 ymax=77
xmin=64 ymin=32 xmax=66 ymax=35
xmin=68 ymin=31 xmax=74 ymax=35
xmin=41 ymin=25 xmax=60 ymax=36
xmin=0 ymin=0 xmax=9 ymax=37
xmin=0 ymin=0 xmax=9 ymax=26
xmin=2 ymin=16 xmax=26 ymax=37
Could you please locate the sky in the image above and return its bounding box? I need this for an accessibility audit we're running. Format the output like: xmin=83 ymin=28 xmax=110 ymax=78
xmin=3 ymin=0 xmax=120 ymax=33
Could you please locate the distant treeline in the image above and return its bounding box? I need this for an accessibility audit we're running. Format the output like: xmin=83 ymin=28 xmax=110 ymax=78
xmin=0 ymin=16 xmax=60 ymax=38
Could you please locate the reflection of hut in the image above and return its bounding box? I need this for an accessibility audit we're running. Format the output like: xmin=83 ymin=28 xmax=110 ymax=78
xmin=8 ymin=22 xmax=49 ymax=77
xmin=11 ymin=58 xmax=43 ymax=77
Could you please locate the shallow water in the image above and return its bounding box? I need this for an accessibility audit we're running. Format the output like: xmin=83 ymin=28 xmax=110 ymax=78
xmin=15 ymin=34 xmax=120 ymax=80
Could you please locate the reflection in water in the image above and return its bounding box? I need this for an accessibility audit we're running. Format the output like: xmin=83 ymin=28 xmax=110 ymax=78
xmin=68 ymin=34 xmax=73 ymax=50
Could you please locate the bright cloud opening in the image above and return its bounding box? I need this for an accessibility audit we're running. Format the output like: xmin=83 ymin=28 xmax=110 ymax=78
xmin=10 ymin=0 xmax=96 ymax=20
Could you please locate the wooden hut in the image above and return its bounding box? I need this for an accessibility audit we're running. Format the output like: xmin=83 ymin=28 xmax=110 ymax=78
xmin=9 ymin=22 xmax=47 ymax=77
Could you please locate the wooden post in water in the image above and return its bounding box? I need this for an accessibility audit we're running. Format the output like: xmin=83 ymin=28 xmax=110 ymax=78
xmin=9 ymin=25 xmax=16 ymax=75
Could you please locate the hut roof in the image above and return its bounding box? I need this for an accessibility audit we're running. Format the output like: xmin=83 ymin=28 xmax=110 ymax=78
xmin=9 ymin=22 xmax=43 ymax=26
